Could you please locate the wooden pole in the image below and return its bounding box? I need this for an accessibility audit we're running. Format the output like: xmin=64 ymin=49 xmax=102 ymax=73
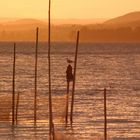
xmin=70 ymin=31 xmax=80 ymax=125
xmin=48 ymin=0 xmax=54 ymax=139
xmin=104 ymin=88 xmax=107 ymax=140
xmin=12 ymin=43 xmax=16 ymax=126
xmin=65 ymin=81 xmax=70 ymax=125
xmin=34 ymin=27 xmax=39 ymax=126
xmin=15 ymin=92 xmax=20 ymax=125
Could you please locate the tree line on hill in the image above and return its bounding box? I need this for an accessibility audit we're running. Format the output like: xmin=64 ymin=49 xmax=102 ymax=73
xmin=0 ymin=25 xmax=140 ymax=42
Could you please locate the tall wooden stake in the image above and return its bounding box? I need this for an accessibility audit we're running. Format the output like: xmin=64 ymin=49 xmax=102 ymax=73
xmin=104 ymin=88 xmax=107 ymax=140
xmin=70 ymin=31 xmax=80 ymax=125
xmin=34 ymin=27 xmax=39 ymax=126
xmin=48 ymin=0 xmax=54 ymax=139
xmin=12 ymin=43 xmax=16 ymax=126
xmin=15 ymin=92 xmax=20 ymax=125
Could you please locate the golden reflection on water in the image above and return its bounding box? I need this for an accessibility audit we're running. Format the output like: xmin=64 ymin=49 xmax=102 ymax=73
xmin=0 ymin=43 xmax=140 ymax=139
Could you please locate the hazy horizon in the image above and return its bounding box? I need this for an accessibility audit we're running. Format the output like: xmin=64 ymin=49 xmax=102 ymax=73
xmin=0 ymin=10 xmax=139 ymax=25
xmin=0 ymin=17 xmax=108 ymax=25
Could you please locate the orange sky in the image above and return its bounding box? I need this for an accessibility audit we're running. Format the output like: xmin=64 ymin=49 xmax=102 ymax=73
xmin=0 ymin=0 xmax=140 ymax=19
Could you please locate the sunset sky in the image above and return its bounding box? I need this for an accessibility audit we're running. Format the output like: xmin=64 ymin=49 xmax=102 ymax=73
xmin=0 ymin=0 xmax=140 ymax=19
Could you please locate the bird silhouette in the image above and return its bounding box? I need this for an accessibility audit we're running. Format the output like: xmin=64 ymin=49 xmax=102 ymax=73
xmin=67 ymin=58 xmax=74 ymax=63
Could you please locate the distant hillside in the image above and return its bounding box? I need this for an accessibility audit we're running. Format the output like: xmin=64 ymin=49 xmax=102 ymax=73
xmin=50 ymin=18 xmax=107 ymax=25
xmin=0 ymin=18 xmax=47 ymax=31
xmin=104 ymin=11 xmax=140 ymax=28
xmin=0 ymin=18 xmax=107 ymax=25
xmin=10 ymin=18 xmax=47 ymax=25
xmin=0 ymin=12 xmax=140 ymax=42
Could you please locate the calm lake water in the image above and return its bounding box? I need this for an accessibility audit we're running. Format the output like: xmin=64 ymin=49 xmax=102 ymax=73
xmin=0 ymin=42 xmax=140 ymax=140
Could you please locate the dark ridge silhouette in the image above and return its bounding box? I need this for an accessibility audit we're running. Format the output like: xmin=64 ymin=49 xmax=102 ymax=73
xmin=104 ymin=11 xmax=140 ymax=27
xmin=14 ymin=18 xmax=45 ymax=24
xmin=0 ymin=11 xmax=140 ymax=42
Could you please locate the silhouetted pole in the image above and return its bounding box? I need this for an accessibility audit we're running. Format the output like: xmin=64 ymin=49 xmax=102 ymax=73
xmin=48 ymin=0 xmax=54 ymax=139
xmin=34 ymin=27 xmax=39 ymax=126
xmin=12 ymin=43 xmax=16 ymax=126
xmin=70 ymin=31 xmax=80 ymax=125
xmin=104 ymin=88 xmax=107 ymax=140
xmin=15 ymin=92 xmax=20 ymax=125
xmin=65 ymin=81 xmax=70 ymax=125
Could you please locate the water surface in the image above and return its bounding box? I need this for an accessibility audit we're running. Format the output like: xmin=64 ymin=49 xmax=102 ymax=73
xmin=0 ymin=42 xmax=140 ymax=140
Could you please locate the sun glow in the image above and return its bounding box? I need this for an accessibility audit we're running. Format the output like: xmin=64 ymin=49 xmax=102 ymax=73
xmin=0 ymin=0 xmax=140 ymax=19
